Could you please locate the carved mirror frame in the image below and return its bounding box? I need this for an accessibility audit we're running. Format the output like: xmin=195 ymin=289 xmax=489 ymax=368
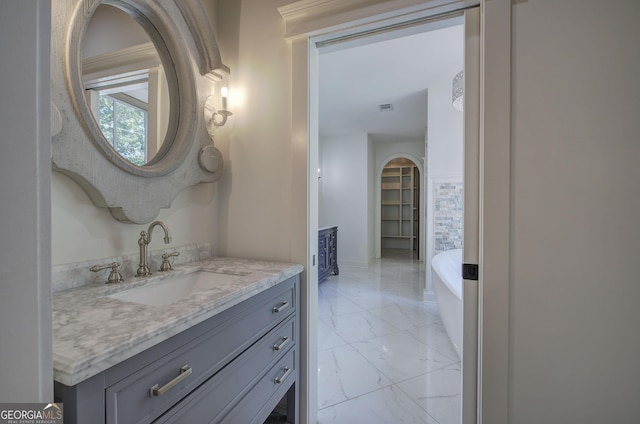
xmin=51 ymin=0 xmax=227 ymax=224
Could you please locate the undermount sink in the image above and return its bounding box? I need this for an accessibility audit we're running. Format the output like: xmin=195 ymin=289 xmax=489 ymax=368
xmin=107 ymin=270 xmax=246 ymax=306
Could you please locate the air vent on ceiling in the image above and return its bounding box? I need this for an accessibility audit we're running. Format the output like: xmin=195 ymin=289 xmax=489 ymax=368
xmin=378 ymin=103 xmax=394 ymax=112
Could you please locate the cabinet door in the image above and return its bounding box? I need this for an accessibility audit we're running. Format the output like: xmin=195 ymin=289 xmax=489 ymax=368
xmin=327 ymin=229 xmax=337 ymax=270
xmin=318 ymin=231 xmax=328 ymax=274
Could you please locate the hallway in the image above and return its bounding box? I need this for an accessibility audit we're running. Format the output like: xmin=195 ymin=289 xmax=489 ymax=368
xmin=317 ymin=250 xmax=461 ymax=423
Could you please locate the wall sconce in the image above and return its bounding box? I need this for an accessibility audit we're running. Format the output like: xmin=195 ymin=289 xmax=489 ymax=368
xmin=205 ymin=85 xmax=233 ymax=128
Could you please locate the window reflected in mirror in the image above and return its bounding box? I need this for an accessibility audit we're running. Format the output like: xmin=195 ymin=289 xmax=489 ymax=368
xmin=82 ymin=4 xmax=170 ymax=166
xmin=99 ymin=93 xmax=147 ymax=165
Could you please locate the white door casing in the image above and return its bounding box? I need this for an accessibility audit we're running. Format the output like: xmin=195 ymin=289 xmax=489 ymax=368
xmin=280 ymin=1 xmax=512 ymax=423
xmin=462 ymin=7 xmax=481 ymax=424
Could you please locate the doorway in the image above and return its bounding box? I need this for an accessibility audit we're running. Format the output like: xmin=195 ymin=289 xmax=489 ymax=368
xmin=285 ymin=1 xmax=492 ymax=421
xmin=315 ymin=14 xmax=468 ymax=424
xmin=380 ymin=157 xmax=421 ymax=260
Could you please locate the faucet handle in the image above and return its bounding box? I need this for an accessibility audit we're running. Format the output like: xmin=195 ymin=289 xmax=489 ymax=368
xmin=90 ymin=262 xmax=125 ymax=284
xmin=160 ymin=252 xmax=180 ymax=272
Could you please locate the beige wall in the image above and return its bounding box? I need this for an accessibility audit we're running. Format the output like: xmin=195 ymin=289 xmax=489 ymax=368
xmin=509 ymin=1 xmax=640 ymax=422
xmin=211 ymin=0 xmax=294 ymax=262
xmin=51 ymin=172 xmax=221 ymax=265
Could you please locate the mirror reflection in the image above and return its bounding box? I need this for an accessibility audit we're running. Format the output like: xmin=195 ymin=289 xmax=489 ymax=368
xmin=82 ymin=4 xmax=170 ymax=166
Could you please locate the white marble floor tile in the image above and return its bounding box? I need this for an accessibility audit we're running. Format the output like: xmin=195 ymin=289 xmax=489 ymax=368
xmin=376 ymin=281 xmax=426 ymax=300
xmin=406 ymin=321 xmax=460 ymax=362
xmin=338 ymin=286 xmax=409 ymax=311
xmin=398 ymin=363 xmax=462 ymax=424
xmin=318 ymin=279 xmax=338 ymax=300
xmin=318 ymin=319 xmax=349 ymax=351
xmin=317 ymin=345 xmax=392 ymax=409
xmin=318 ymin=294 xmax=364 ymax=319
xmin=324 ymin=310 xmax=402 ymax=342
xmin=317 ymin=385 xmax=439 ymax=424
xmin=351 ymin=331 xmax=457 ymax=383
xmin=369 ymin=303 xmax=442 ymax=330
xmin=317 ymin=252 xmax=461 ymax=424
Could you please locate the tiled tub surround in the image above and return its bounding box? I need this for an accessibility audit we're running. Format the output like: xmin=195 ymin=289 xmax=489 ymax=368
xmin=53 ymin=254 xmax=303 ymax=386
xmin=433 ymin=181 xmax=463 ymax=254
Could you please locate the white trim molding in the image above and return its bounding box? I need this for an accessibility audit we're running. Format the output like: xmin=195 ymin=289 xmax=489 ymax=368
xmin=279 ymin=0 xmax=480 ymax=39
xmin=81 ymin=42 xmax=159 ymax=80
xmin=478 ymin=1 xmax=511 ymax=422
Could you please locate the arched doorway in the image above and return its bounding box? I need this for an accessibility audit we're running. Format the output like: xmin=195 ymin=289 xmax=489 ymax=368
xmin=376 ymin=154 xmax=423 ymax=260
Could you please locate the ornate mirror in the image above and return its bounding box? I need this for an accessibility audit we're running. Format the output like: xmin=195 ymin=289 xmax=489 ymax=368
xmin=51 ymin=0 xmax=228 ymax=223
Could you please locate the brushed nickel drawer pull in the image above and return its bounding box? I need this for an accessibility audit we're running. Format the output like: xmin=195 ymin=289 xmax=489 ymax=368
xmin=272 ymin=301 xmax=289 ymax=313
xmin=149 ymin=365 xmax=192 ymax=397
xmin=274 ymin=366 xmax=291 ymax=384
xmin=273 ymin=336 xmax=290 ymax=351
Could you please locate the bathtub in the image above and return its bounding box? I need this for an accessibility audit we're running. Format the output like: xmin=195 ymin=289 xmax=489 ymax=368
xmin=431 ymin=249 xmax=463 ymax=359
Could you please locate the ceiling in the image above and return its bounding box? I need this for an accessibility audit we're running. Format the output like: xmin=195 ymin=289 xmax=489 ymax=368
xmin=318 ymin=21 xmax=464 ymax=140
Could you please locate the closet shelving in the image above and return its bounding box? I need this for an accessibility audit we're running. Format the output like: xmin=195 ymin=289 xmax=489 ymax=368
xmin=381 ymin=162 xmax=419 ymax=253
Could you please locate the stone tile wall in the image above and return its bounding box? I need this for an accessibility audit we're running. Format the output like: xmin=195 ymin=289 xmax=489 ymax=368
xmin=434 ymin=181 xmax=463 ymax=253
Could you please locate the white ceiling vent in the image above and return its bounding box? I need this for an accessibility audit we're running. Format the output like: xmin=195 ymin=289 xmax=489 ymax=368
xmin=378 ymin=103 xmax=394 ymax=112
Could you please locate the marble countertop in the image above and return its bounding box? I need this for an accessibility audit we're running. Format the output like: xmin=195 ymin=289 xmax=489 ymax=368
xmin=52 ymin=257 xmax=304 ymax=386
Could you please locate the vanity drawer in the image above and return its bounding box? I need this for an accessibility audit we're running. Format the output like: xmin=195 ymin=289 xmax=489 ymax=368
xmin=105 ymin=280 xmax=296 ymax=424
xmin=154 ymin=317 xmax=296 ymax=423
xmin=224 ymin=348 xmax=297 ymax=424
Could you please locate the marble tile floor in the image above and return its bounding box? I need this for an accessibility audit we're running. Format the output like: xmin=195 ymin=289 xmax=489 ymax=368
xmin=317 ymin=249 xmax=461 ymax=424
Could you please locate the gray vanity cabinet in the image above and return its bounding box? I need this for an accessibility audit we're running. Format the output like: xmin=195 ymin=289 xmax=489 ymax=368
xmin=54 ymin=276 xmax=299 ymax=424
xmin=318 ymin=226 xmax=339 ymax=283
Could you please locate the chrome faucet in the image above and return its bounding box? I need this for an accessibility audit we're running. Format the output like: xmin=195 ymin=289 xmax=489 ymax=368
xmin=136 ymin=221 xmax=171 ymax=277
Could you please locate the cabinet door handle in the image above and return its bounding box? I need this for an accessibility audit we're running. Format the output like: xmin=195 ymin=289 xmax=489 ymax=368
xmin=273 ymin=336 xmax=290 ymax=351
xmin=149 ymin=365 xmax=192 ymax=397
xmin=272 ymin=301 xmax=289 ymax=313
xmin=274 ymin=366 xmax=292 ymax=384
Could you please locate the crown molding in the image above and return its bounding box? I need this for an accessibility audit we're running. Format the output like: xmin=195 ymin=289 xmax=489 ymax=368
xmin=82 ymin=42 xmax=158 ymax=79
xmin=278 ymin=0 xmax=477 ymax=39
xmin=278 ymin=0 xmax=373 ymax=22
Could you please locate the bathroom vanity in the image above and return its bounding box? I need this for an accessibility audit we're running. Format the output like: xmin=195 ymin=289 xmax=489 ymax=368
xmin=52 ymin=256 xmax=302 ymax=424
xmin=49 ymin=0 xmax=299 ymax=418
xmin=318 ymin=226 xmax=339 ymax=283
